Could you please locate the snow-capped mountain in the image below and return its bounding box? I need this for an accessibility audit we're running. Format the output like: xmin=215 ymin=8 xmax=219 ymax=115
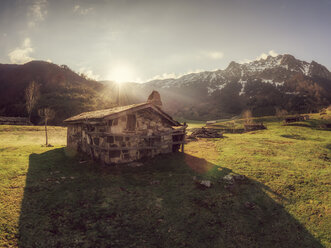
xmin=137 ymin=54 xmax=331 ymax=119
xmin=145 ymin=54 xmax=331 ymax=95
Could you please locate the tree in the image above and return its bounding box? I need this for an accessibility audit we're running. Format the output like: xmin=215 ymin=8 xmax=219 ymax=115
xmin=242 ymin=109 xmax=253 ymax=124
xmin=275 ymin=107 xmax=288 ymax=121
xmin=38 ymin=108 xmax=55 ymax=146
xmin=25 ymin=81 xmax=40 ymax=122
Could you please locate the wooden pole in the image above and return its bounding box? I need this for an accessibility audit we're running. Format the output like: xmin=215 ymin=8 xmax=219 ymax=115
xmin=45 ymin=118 xmax=48 ymax=146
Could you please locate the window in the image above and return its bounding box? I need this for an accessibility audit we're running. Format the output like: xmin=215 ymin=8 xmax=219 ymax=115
xmin=126 ymin=114 xmax=136 ymax=131
xmin=112 ymin=118 xmax=118 ymax=126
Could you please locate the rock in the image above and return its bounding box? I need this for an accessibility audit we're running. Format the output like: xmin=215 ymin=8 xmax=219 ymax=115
xmin=127 ymin=162 xmax=143 ymax=167
xmin=223 ymin=173 xmax=247 ymax=192
xmin=223 ymin=173 xmax=246 ymax=184
xmin=233 ymin=174 xmax=246 ymax=181
xmin=223 ymin=174 xmax=235 ymax=184
xmin=224 ymin=184 xmax=235 ymax=191
xmin=200 ymin=180 xmax=212 ymax=188
xmin=193 ymin=176 xmax=212 ymax=188
xmin=150 ymin=180 xmax=160 ymax=185
xmin=244 ymin=201 xmax=255 ymax=209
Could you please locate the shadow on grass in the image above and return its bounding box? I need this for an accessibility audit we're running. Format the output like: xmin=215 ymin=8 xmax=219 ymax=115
xmin=18 ymin=148 xmax=324 ymax=248
xmin=286 ymin=119 xmax=331 ymax=131
xmin=281 ymin=134 xmax=307 ymax=140
xmin=285 ymin=123 xmax=311 ymax=128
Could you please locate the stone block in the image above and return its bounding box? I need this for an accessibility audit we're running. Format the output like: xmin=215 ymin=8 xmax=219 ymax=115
xmin=129 ymin=150 xmax=137 ymax=157
xmin=109 ymin=150 xmax=121 ymax=158
xmin=107 ymin=136 xmax=114 ymax=143
xmin=93 ymin=138 xmax=99 ymax=146
xmin=122 ymin=150 xmax=130 ymax=159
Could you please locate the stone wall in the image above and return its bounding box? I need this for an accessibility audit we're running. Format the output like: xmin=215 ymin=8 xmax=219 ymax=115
xmin=67 ymin=108 xmax=185 ymax=165
xmin=0 ymin=117 xmax=32 ymax=125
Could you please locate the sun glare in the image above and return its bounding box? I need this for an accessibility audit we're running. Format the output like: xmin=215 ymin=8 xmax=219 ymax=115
xmin=108 ymin=64 xmax=138 ymax=83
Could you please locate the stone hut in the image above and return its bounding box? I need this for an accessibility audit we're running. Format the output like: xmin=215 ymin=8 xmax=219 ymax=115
xmin=64 ymin=94 xmax=186 ymax=165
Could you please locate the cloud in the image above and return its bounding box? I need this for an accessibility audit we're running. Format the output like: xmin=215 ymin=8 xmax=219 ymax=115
xmin=268 ymin=50 xmax=278 ymax=57
xmin=256 ymin=50 xmax=278 ymax=60
xmin=239 ymin=50 xmax=279 ymax=64
xmin=28 ymin=0 xmax=48 ymax=28
xmin=79 ymin=67 xmax=100 ymax=80
xmin=73 ymin=5 xmax=80 ymax=12
xmin=73 ymin=5 xmax=94 ymax=15
xmin=148 ymin=69 xmax=205 ymax=81
xmin=195 ymin=51 xmax=223 ymax=60
xmin=149 ymin=73 xmax=178 ymax=80
xmin=204 ymin=51 xmax=224 ymax=60
xmin=8 ymin=38 xmax=34 ymax=64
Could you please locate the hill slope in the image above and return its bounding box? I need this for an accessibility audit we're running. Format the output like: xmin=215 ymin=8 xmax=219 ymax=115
xmin=0 ymin=61 xmax=113 ymax=124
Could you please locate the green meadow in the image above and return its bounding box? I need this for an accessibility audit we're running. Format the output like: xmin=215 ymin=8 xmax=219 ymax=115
xmin=0 ymin=113 xmax=330 ymax=247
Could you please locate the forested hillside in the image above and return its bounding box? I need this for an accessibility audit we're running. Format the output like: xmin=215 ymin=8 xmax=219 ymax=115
xmin=0 ymin=61 xmax=114 ymax=124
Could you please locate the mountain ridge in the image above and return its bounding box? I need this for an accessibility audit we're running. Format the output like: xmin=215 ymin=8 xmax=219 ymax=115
xmin=0 ymin=53 xmax=330 ymax=123
xmin=144 ymin=54 xmax=331 ymax=89
xmin=134 ymin=54 xmax=331 ymax=119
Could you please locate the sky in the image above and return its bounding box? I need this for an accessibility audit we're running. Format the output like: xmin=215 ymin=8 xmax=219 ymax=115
xmin=0 ymin=0 xmax=331 ymax=82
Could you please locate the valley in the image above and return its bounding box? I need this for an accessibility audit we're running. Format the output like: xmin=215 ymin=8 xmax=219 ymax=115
xmin=0 ymin=111 xmax=330 ymax=247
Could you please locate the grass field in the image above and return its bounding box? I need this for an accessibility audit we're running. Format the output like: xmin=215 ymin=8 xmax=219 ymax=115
xmin=0 ymin=113 xmax=330 ymax=247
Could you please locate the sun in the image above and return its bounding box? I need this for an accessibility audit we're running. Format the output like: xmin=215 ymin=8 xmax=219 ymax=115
xmin=107 ymin=64 xmax=138 ymax=83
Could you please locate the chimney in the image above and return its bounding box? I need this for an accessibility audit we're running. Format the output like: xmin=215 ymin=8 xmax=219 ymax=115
xmin=147 ymin=90 xmax=162 ymax=108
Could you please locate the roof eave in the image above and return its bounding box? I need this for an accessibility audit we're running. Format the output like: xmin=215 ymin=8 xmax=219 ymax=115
xmin=63 ymin=102 xmax=182 ymax=126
